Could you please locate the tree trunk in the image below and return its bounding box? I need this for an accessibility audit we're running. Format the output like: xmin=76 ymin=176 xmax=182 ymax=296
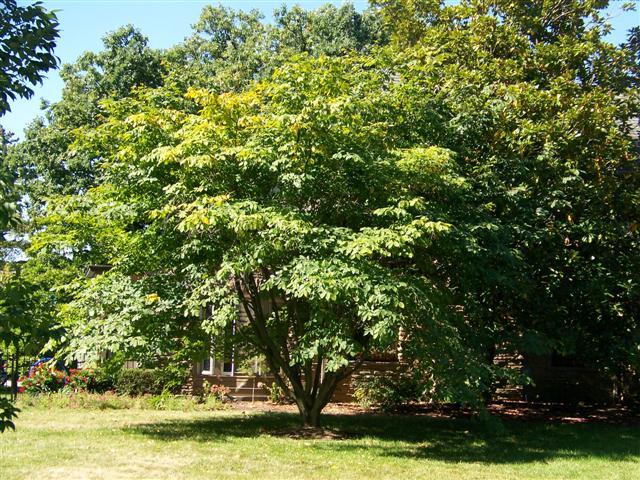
xmin=11 ymin=353 xmax=19 ymax=401
xmin=299 ymin=403 xmax=322 ymax=428
xmin=236 ymin=274 xmax=361 ymax=427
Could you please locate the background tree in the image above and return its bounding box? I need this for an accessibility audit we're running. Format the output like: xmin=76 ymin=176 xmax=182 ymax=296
xmin=8 ymin=25 xmax=164 ymax=208
xmin=272 ymin=3 xmax=386 ymax=56
xmin=0 ymin=127 xmax=19 ymax=234
xmin=165 ymin=3 xmax=387 ymax=93
xmin=3 ymin=27 xmax=168 ymax=357
xmin=375 ymin=0 xmax=640 ymax=382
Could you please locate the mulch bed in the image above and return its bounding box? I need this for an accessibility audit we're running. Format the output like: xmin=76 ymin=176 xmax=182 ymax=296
xmin=231 ymin=400 xmax=640 ymax=426
xmin=487 ymin=401 xmax=640 ymax=425
xmin=262 ymin=426 xmax=351 ymax=440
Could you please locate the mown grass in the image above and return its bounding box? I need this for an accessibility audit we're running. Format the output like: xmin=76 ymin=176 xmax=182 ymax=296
xmin=0 ymin=406 xmax=638 ymax=479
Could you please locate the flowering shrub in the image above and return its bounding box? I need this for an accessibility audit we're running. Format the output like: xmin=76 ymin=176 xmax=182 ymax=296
xmin=201 ymin=379 xmax=230 ymax=401
xmin=64 ymin=369 xmax=95 ymax=393
xmin=207 ymin=383 xmax=230 ymax=402
xmin=19 ymin=364 xmax=113 ymax=395
xmin=19 ymin=364 xmax=66 ymax=394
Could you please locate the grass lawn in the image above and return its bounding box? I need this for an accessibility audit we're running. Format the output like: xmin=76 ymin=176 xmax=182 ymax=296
xmin=0 ymin=406 xmax=638 ymax=479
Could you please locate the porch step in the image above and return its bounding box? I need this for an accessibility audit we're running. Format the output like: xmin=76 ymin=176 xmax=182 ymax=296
xmin=227 ymin=386 xmax=269 ymax=402
xmin=229 ymin=394 xmax=269 ymax=402
xmin=205 ymin=375 xmax=273 ymax=389
xmin=493 ymin=349 xmax=525 ymax=402
xmin=494 ymin=386 xmax=524 ymax=402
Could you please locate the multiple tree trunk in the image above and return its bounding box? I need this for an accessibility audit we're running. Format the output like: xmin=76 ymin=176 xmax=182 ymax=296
xmin=233 ymin=272 xmax=362 ymax=427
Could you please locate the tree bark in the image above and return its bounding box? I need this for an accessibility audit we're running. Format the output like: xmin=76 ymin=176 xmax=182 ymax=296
xmin=300 ymin=403 xmax=322 ymax=427
xmin=234 ymin=274 xmax=364 ymax=427
xmin=11 ymin=352 xmax=19 ymax=401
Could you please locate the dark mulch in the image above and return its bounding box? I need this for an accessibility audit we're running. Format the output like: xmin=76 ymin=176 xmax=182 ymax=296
xmin=262 ymin=426 xmax=351 ymax=439
xmin=231 ymin=400 xmax=640 ymax=426
xmin=487 ymin=401 xmax=640 ymax=425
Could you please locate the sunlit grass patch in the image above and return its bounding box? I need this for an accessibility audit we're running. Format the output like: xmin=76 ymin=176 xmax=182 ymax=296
xmin=0 ymin=407 xmax=638 ymax=479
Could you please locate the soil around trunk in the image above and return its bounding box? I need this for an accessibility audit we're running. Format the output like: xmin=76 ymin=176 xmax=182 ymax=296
xmin=231 ymin=400 xmax=640 ymax=426
xmin=263 ymin=426 xmax=351 ymax=439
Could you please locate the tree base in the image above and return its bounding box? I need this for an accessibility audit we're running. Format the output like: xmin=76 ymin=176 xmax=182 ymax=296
xmin=268 ymin=426 xmax=348 ymax=440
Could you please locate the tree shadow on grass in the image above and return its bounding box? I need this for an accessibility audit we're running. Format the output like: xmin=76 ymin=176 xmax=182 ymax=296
xmin=126 ymin=411 xmax=640 ymax=465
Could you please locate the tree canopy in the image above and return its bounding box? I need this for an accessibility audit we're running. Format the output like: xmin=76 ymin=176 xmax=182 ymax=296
xmin=4 ymin=0 xmax=639 ymax=426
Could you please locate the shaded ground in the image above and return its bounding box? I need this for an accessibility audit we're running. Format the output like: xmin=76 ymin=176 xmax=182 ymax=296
xmin=1 ymin=406 xmax=638 ymax=479
xmin=488 ymin=401 xmax=640 ymax=425
xmin=231 ymin=400 xmax=640 ymax=425
xmin=133 ymin=409 xmax=640 ymax=461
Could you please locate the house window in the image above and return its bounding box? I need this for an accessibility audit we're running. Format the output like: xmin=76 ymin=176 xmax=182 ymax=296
xmin=200 ymin=304 xmax=235 ymax=375
xmin=201 ymin=356 xmax=213 ymax=375
xmin=222 ymin=358 xmax=234 ymax=375
xmin=200 ymin=305 xmax=215 ymax=375
xmin=200 ymin=355 xmax=233 ymax=376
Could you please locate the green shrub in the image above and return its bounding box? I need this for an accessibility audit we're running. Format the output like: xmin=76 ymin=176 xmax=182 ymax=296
xmin=89 ymin=367 xmax=116 ymax=393
xmin=113 ymin=367 xmax=189 ymax=396
xmin=153 ymin=364 xmax=190 ymax=394
xmin=353 ymin=374 xmax=419 ymax=412
xmin=262 ymin=381 xmax=289 ymax=404
xmin=114 ymin=368 xmax=166 ymax=396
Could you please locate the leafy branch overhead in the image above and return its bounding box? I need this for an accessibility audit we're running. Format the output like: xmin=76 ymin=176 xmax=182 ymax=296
xmin=0 ymin=0 xmax=59 ymax=114
xmin=0 ymin=0 xmax=60 ymax=433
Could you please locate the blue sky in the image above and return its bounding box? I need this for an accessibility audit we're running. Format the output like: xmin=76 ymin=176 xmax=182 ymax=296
xmin=2 ymin=0 xmax=637 ymax=138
